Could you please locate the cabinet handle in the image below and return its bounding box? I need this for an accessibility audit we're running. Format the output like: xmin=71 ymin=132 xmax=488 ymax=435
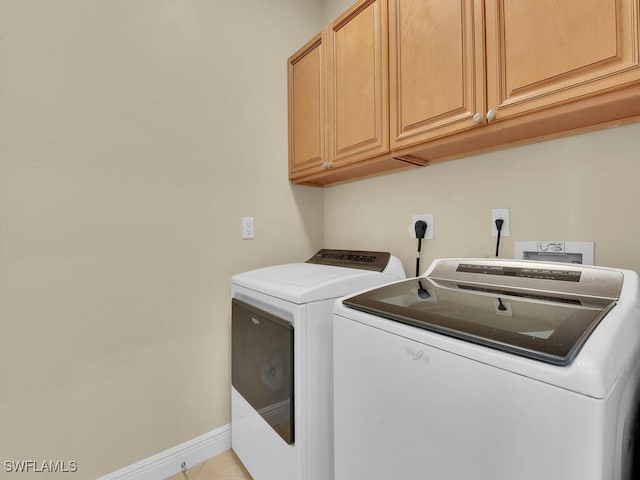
xmin=486 ymin=109 xmax=497 ymax=122
xmin=322 ymin=161 xmax=332 ymax=170
xmin=472 ymin=113 xmax=484 ymax=124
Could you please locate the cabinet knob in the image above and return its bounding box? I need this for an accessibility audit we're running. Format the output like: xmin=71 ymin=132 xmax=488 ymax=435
xmin=472 ymin=113 xmax=484 ymax=124
xmin=322 ymin=161 xmax=332 ymax=170
xmin=486 ymin=109 xmax=497 ymax=122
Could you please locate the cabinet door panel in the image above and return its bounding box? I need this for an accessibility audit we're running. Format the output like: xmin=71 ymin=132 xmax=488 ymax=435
xmin=327 ymin=0 xmax=389 ymax=165
xmin=485 ymin=0 xmax=640 ymax=121
xmin=288 ymin=34 xmax=324 ymax=177
xmin=390 ymin=0 xmax=485 ymax=148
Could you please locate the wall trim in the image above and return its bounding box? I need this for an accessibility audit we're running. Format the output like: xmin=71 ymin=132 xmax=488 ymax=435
xmin=97 ymin=424 xmax=231 ymax=480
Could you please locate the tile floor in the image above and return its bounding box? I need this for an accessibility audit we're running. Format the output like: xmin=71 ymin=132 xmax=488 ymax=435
xmin=165 ymin=449 xmax=252 ymax=480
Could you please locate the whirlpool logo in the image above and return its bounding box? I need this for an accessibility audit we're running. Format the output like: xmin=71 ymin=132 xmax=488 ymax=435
xmin=406 ymin=346 xmax=429 ymax=363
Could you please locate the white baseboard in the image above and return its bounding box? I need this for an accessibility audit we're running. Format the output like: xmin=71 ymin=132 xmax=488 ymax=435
xmin=97 ymin=424 xmax=231 ymax=480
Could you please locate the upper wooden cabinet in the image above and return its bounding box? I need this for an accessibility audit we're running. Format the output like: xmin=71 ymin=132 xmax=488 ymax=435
xmin=391 ymin=0 xmax=640 ymax=154
xmin=485 ymin=0 xmax=640 ymax=121
xmin=289 ymin=0 xmax=640 ymax=186
xmin=289 ymin=0 xmax=415 ymax=186
xmin=389 ymin=0 xmax=486 ymax=148
xmin=288 ymin=33 xmax=325 ymax=179
xmin=326 ymin=0 xmax=390 ymax=167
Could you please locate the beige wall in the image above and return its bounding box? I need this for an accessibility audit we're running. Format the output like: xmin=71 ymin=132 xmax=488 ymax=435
xmin=0 ymin=1 xmax=323 ymax=478
xmin=325 ymin=123 xmax=640 ymax=275
xmin=323 ymin=0 xmax=355 ymax=23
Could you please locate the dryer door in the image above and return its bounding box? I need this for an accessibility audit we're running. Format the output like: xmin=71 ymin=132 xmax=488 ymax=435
xmin=232 ymin=298 xmax=294 ymax=444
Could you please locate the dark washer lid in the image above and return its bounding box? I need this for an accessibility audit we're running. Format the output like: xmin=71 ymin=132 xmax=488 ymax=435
xmin=343 ymin=276 xmax=616 ymax=366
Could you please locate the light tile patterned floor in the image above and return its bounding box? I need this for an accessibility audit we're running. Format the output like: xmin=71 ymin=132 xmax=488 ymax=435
xmin=165 ymin=449 xmax=253 ymax=480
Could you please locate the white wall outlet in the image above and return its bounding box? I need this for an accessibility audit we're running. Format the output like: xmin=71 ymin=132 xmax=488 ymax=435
xmin=491 ymin=208 xmax=510 ymax=237
xmin=410 ymin=213 xmax=434 ymax=240
xmin=242 ymin=217 xmax=254 ymax=239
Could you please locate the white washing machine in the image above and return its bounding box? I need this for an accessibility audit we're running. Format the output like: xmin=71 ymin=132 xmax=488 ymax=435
xmin=231 ymin=249 xmax=405 ymax=480
xmin=334 ymin=258 xmax=640 ymax=480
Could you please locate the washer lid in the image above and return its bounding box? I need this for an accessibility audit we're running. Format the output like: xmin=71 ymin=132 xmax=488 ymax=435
xmin=232 ymin=262 xmax=399 ymax=304
xmin=343 ymin=276 xmax=615 ymax=366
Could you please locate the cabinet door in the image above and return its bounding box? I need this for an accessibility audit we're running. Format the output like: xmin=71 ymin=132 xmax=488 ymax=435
xmin=326 ymin=0 xmax=389 ymax=166
xmin=389 ymin=0 xmax=486 ymax=148
xmin=288 ymin=33 xmax=325 ymax=178
xmin=485 ymin=0 xmax=640 ymax=122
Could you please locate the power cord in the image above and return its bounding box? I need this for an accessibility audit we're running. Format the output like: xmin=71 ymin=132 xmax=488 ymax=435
xmin=497 ymin=297 xmax=507 ymax=311
xmin=415 ymin=220 xmax=427 ymax=277
xmin=495 ymin=218 xmax=504 ymax=257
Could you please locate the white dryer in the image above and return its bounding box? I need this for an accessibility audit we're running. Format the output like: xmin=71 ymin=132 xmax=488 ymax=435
xmin=334 ymin=258 xmax=640 ymax=480
xmin=231 ymin=249 xmax=405 ymax=480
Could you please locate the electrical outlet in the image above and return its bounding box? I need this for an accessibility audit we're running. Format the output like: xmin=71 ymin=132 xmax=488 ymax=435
xmin=410 ymin=213 xmax=434 ymax=240
xmin=491 ymin=208 xmax=510 ymax=237
xmin=242 ymin=217 xmax=254 ymax=239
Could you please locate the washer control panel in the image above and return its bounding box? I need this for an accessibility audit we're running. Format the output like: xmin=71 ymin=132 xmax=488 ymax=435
xmin=456 ymin=263 xmax=582 ymax=282
xmin=428 ymin=258 xmax=623 ymax=300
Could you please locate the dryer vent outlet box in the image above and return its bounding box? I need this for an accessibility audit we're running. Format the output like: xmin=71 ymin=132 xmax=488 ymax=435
xmin=514 ymin=241 xmax=594 ymax=265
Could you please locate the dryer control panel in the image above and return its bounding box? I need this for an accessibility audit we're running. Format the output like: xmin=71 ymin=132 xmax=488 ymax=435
xmin=306 ymin=249 xmax=391 ymax=272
